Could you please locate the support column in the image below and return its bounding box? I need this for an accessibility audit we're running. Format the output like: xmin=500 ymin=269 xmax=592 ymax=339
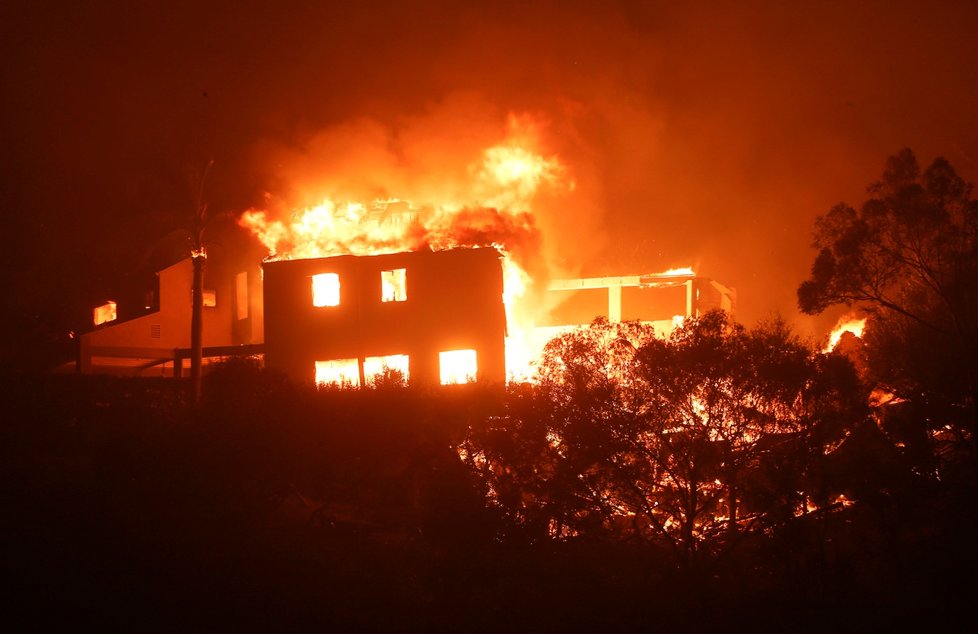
xmin=609 ymin=283 xmax=622 ymax=323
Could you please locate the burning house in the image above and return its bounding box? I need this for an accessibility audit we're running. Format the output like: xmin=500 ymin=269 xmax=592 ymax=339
xmin=76 ymin=121 xmax=735 ymax=384
xmin=262 ymin=247 xmax=506 ymax=386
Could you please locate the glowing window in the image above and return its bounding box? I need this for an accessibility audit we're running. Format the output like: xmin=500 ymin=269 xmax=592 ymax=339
xmin=381 ymin=268 xmax=407 ymax=302
xmin=235 ymin=272 xmax=248 ymax=320
xmin=93 ymin=301 xmax=117 ymax=326
xmin=203 ymin=290 xmax=217 ymax=307
xmin=363 ymin=354 xmax=410 ymax=385
xmin=439 ymin=349 xmax=477 ymax=385
xmin=315 ymin=358 xmax=360 ymax=387
xmin=312 ymin=273 xmax=340 ymax=307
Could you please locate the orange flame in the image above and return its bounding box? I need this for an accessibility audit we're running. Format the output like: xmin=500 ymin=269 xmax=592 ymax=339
xmin=240 ymin=132 xmax=563 ymax=262
xmin=240 ymin=116 xmax=570 ymax=379
xmin=657 ymin=267 xmax=695 ymax=277
xmin=824 ymin=314 xmax=866 ymax=352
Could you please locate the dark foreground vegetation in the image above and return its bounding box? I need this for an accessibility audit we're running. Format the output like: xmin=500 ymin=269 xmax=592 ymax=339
xmin=3 ymin=344 xmax=975 ymax=631
xmin=4 ymin=149 xmax=977 ymax=631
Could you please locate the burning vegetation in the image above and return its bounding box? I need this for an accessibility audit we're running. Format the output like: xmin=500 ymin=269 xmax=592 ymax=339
xmin=824 ymin=313 xmax=867 ymax=353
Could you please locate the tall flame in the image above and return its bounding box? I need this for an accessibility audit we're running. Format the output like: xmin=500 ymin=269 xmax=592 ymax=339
xmin=240 ymin=116 xmax=570 ymax=379
xmin=824 ymin=314 xmax=866 ymax=352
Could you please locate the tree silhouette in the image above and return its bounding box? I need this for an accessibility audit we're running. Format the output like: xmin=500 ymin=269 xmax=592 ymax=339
xmin=461 ymin=312 xmax=866 ymax=565
xmin=798 ymin=149 xmax=978 ymax=473
xmin=631 ymin=312 xmax=864 ymax=563
xmin=459 ymin=318 xmax=657 ymax=542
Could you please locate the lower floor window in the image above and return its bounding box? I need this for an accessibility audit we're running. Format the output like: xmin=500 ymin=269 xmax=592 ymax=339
xmin=364 ymin=354 xmax=410 ymax=385
xmin=316 ymin=354 xmax=411 ymax=387
xmin=439 ymin=349 xmax=477 ymax=385
xmin=315 ymin=358 xmax=360 ymax=387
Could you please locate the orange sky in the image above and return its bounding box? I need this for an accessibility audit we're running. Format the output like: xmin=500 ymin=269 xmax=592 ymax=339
xmin=3 ymin=0 xmax=978 ymax=347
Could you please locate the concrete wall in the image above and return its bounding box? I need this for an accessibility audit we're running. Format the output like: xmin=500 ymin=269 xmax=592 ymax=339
xmin=262 ymin=248 xmax=507 ymax=386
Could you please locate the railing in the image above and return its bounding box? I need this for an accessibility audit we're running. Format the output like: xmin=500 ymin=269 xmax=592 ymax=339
xmin=80 ymin=343 xmax=265 ymax=377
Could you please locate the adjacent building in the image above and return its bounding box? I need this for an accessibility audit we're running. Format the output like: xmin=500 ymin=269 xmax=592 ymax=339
xmin=541 ymin=271 xmax=735 ymax=335
xmin=79 ymin=255 xmax=264 ymax=376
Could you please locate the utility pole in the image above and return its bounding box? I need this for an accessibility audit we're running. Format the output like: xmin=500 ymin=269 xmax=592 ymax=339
xmin=189 ymin=158 xmax=214 ymax=403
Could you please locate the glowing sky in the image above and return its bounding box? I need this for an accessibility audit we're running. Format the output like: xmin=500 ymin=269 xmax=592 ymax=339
xmin=3 ymin=0 xmax=978 ymax=363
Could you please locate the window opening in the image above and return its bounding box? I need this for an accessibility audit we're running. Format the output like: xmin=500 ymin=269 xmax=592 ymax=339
xmin=93 ymin=301 xmax=117 ymax=326
xmin=439 ymin=349 xmax=477 ymax=385
xmin=315 ymin=358 xmax=360 ymax=387
xmin=312 ymin=273 xmax=340 ymax=307
xmin=381 ymin=268 xmax=407 ymax=302
xmin=364 ymin=354 xmax=410 ymax=385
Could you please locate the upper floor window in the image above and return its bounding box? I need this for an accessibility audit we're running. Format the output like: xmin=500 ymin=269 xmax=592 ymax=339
xmin=93 ymin=301 xmax=117 ymax=326
xmin=312 ymin=273 xmax=340 ymax=307
xmin=381 ymin=268 xmax=407 ymax=302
